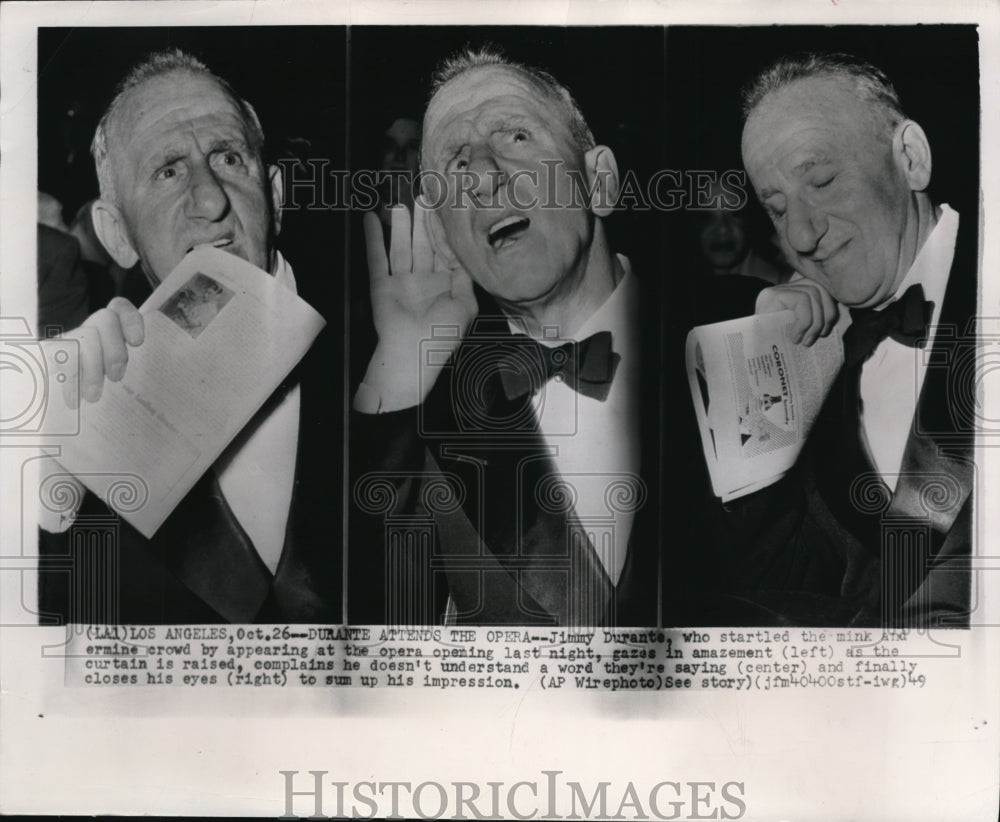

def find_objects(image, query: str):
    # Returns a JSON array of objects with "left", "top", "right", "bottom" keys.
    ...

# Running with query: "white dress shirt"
[
  {"left": 509, "top": 255, "right": 640, "bottom": 584},
  {"left": 40, "top": 252, "right": 302, "bottom": 576},
  {"left": 858, "top": 205, "right": 958, "bottom": 491},
  {"left": 213, "top": 252, "right": 300, "bottom": 573}
]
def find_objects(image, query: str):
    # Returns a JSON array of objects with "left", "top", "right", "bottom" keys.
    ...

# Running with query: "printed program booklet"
[
  {"left": 685, "top": 309, "right": 846, "bottom": 502},
  {"left": 46, "top": 246, "right": 325, "bottom": 536}
]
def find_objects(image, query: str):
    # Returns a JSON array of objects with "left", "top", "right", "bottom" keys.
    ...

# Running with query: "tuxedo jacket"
[
  {"left": 38, "top": 264, "right": 342, "bottom": 625},
  {"left": 703, "top": 221, "right": 977, "bottom": 628},
  {"left": 349, "top": 281, "right": 665, "bottom": 627}
]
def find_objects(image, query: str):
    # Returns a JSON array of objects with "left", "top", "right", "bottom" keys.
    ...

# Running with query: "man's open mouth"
[{"left": 487, "top": 215, "right": 530, "bottom": 249}]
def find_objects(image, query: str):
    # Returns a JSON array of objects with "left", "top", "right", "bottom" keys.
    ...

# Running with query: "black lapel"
[
  {"left": 888, "top": 218, "right": 976, "bottom": 540},
  {"left": 162, "top": 468, "right": 273, "bottom": 622},
  {"left": 267, "top": 326, "right": 344, "bottom": 622},
  {"left": 423, "top": 312, "right": 613, "bottom": 625},
  {"left": 612, "top": 271, "right": 659, "bottom": 628}
]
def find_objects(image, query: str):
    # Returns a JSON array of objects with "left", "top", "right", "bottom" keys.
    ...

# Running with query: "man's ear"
[
  {"left": 893, "top": 120, "right": 932, "bottom": 192},
  {"left": 91, "top": 199, "right": 139, "bottom": 269},
  {"left": 419, "top": 168, "right": 442, "bottom": 205},
  {"left": 267, "top": 164, "right": 284, "bottom": 236},
  {"left": 583, "top": 145, "right": 620, "bottom": 218}
]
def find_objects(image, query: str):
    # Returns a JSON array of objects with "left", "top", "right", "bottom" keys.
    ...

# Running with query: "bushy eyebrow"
[
  {"left": 208, "top": 137, "right": 251, "bottom": 154},
  {"left": 143, "top": 133, "right": 252, "bottom": 172},
  {"left": 143, "top": 142, "right": 187, "bottom": 170},
  {"left": 790, "top": 155, "right": 834, "bottom": 177},
  {"left": 433, "top": 111, "right": 542, "bottom": 164},
  {"left": 758, "top": 154, "right": 836, "bottom": 200},
  {"left": 493, "top": 113, "right": 535, "bottom": 129}
]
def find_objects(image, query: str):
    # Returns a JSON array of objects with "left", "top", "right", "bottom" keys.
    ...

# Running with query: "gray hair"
[
  {"left": 426, "top": 45, "right": 596, "bottom": 157},
  {"left": 90, "top": 48, "right": 266, "bottom": 204},
  {"left": 741, "top": 52, "right": 906, "bottom": 137}
]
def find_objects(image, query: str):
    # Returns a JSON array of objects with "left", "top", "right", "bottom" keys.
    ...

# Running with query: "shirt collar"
[
  {"left": 572, "top": 254, "right": 636, "bottom": 344},
  {"left": 507, "top": 254, "right": 636, "bottom": 347},
  {"left": 886, "top": 203, "right": 957, "bottom": 323}
]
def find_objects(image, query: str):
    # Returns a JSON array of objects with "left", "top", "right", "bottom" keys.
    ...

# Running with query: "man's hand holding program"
[
  {"left": 60, "top": 296, "right": 144, "bottom": 408},
  {"left": 754, "top": 277, "right": 839, "bottom": 346}
]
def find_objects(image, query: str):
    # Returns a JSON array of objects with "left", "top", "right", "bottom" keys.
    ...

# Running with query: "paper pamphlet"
[
  {"left": 45, "top": 247, "right": 325, "bottom": 536},
  {"left": 685, "top": 309, "right": 845, "bottom": 502}
]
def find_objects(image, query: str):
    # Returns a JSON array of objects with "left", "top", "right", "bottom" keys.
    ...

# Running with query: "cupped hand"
[{"left": 361, "top": 201, "right": 477, "bottom": 409}]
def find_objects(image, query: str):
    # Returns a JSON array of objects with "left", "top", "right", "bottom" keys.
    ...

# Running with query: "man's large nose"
[
  {"left": 784, "top": 195, "right": 827, "bottom": 254},
  {"left": 186, "top": 163, "right": 230, "bottom": 221},
  {"left": 467, "top": 144, "right": 503, "bottom": 199}
]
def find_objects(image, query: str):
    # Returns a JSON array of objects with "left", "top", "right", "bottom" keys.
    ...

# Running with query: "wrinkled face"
[
  {"left": 698, "top": 210, "right": 749, "bottom": 270},
  {"left": 421, "top": 66, "right": 594, "bottom": 305},
  {"left": 741, "top": 75, "right": 917, "bottom": 307},
  {"left": 110, "top": 72, "right": 279, "bottom": 283}
]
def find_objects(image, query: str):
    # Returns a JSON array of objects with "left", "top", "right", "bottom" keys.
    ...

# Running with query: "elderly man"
[
  {"left": 349, "top": 47, "right": 656, "bottom": 626},
  {"left": 717, "top": 53, "right": 975, "bottom": 627},
  {"left": 38, "top": 49, "right": 340, "bottom": 624}
]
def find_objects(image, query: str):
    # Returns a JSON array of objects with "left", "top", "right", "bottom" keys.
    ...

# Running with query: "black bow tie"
[
  {"left": 844, "top": 284, "right": 933, "bottom": 368},
  {"left": 498, "top": 330, "right": 621, "bottom": 402}
]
